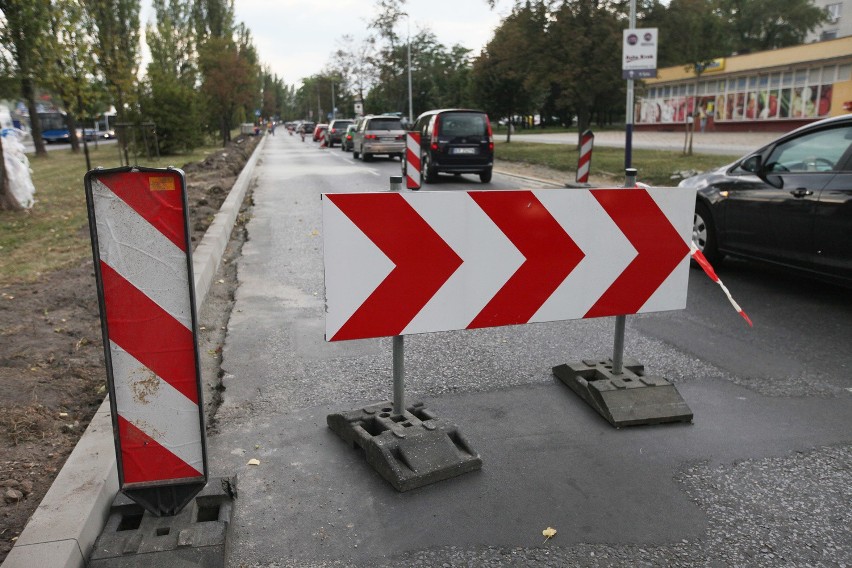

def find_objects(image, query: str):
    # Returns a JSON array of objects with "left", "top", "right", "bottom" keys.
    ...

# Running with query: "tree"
[
  {"left": 0, "top": 0, "right": 52, "bottom": 158},
  {"left": 546, "top": 0, "right": 625, "bottom": 140},
  {"left": 330, "top": 34, "right": 376, "bottom": 107},
  {"left": 647, "top": 0, "right": 729, "bottom": 154},
  {"left": 44, "top": 0, "right": 100, "bottom": 156},
  {"left": 0, "top": 73, "right": 19, "bottom": 209},
  {"left": 472, "top": 1, "right": 550, "bottom": 142},
  {"left": 719, "top": 0, "right": 827, "bottom": 54},
  {"left": 85, "top": 0, "right": 141, "bottom": 163},
  {"left": 198, "top": 33, "right": 259, "bottom": 145},
  {"left": 140, "top": 0, "right": 204, "bottom": 154}
]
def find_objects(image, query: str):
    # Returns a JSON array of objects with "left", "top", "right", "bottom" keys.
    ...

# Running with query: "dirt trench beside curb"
[{"left": 0, "top": 134, "right": 260, "bottom": 563}]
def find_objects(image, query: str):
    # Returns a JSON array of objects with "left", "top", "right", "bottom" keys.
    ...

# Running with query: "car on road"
[
  {"left": 325, "top": 119, "right": 354, "bottom": 148},
  {"left": 341, "top": 124, "right": 357, "bottom": 152},
  {"left": 352, "top": 115, "right": 405, "bottom": 161},
  {"left": 680, "top": 114, "right": 852, "bottom": 285},
  {"left": 313, "top": 123, "right": 328, "bottom": 142},
  {"left": 403, "top": 108, "right": 494, "bottom": 184}
]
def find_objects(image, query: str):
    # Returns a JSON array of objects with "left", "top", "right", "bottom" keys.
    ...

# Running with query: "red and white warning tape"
[{"left": 690, "top": 242, "right": 753, "bottom": 327}]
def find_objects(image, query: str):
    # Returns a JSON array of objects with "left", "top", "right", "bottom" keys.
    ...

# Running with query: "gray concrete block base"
[
  {"left": 553, "top": 358, "right": 693, "bottom": 427},
  {"left": 88, "top": 477, "right": 235, "bottom": 568},
  {"left": 327, "top": 401, "right": 482, "bottom": 491}
]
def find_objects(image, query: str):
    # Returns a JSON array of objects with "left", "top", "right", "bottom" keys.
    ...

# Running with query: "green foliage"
[
  {"left": 198, "top": 36, "right": 260, "bottom": 145},
  {"left": 141, "top": 0, "right": 203, "bottom": 154},
  {"left": 139, "top": 75, "right": 204, "bottom": 154},
  {"left": 84, "top": 0, "right": 141, "bottom": 122},
  {"left": 718, "top": 0, "right": 828, "bottom": 53}
]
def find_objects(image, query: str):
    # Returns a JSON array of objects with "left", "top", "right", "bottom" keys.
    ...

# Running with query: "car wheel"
[
  {"left": 422, "top": 154, "right": 437, "bottom": 184},
  {"left": 693, "top": 202, "right": 722, "bottom": 265},
  {"left": 479, "top": 168, "right": 493, "bottom": 183},
  {"left": 353, "top": 147, "right": 360, "bottom": 159}
]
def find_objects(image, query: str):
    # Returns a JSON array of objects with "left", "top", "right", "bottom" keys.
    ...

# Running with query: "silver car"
[{"left": 352, "top": 115, "right": 405, "bottom": 161}]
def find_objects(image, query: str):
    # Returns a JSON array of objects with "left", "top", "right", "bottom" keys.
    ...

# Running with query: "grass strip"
[
  {"left": 495, "top": 140, "right": 740, "bottom": 186},
  {"left": 0, "top": 143, "right": 217, "bottom": 284}
]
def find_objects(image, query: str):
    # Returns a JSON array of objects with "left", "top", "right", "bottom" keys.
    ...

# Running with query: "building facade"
[
  {"left": 805, "top": 0, "right": 852, "bottom": 42},
  {"left": 636, "top": 36, "right": 852, "bottom": 132}
]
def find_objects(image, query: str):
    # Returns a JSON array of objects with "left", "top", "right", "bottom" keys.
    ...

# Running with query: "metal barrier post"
[
  {"left": 612, "top": 167, "right": 637, "bottom": 375},
  {"left": 392, "top": 335, "right": 405, "bottom": 415}
]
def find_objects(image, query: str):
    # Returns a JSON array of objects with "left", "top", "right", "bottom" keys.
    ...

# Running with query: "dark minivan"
[{"left": 405, "top": 109, "right": 494, "bottom": 183}]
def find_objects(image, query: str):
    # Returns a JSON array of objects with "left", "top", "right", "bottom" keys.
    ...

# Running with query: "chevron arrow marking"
[
  {"left": 325, "top": 193, "right": 463, "bottom": 340},
  {"left": 323, "top": 188, "right": 694, "bottom": 341}
]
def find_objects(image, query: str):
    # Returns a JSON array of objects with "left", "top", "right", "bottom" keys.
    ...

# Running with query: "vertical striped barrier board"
[{"left": 85, "top": 166, "right": 208, "bottom": 516}]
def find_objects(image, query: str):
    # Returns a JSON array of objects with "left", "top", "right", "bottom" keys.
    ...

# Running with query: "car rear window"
[
  {"left": 368, "top": 118, "right": 402, "bottom": 130},
  {"left": 440, "top": 113, "right": 488, "bottom": 137}
]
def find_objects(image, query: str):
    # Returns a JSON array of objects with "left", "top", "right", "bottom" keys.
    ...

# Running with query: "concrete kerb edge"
[
  {"left": 492, "top": 166, "right": 568, "bottom": 188},
  {"left": 1, "top": 135, "right": 268, "bottom": 568}
]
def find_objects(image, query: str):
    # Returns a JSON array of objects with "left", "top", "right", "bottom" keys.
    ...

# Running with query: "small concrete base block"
[
  {"left": 553, "top": 358, "right": 693, "bottom": 427},
  {"left": 87, "top": 477, "right": 236, "bottom": 568},
  {"left": 327, "top": 401, "right": 482, "bottom": 492}
]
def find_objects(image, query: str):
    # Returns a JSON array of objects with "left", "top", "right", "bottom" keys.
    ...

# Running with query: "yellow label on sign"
[{"left": 149, "top": 176, "right": 176, "bottom": 191}]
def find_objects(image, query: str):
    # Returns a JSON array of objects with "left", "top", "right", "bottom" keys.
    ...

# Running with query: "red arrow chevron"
[
  {"left": 585, "top": 189, "right": 689, "bottom": 317},
  {"left": 327, "top": 193, "right": 463, "bottom": 340},
  {"left": 467, "top": 191, "right": 585, "bottom": 328}
]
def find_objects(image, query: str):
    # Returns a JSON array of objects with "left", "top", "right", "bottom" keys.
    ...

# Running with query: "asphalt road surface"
[{"left": 209, "top": 133, "right": 851, "bottom": 567}]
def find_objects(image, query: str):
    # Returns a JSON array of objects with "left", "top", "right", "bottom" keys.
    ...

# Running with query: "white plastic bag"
[{"left": 2, "top": 128, "right": 35, "bottom": 209}]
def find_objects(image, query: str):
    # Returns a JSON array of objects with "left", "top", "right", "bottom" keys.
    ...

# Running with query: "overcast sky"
[{"left": 140, "top": 0, "right": 514, "bottom": 86}]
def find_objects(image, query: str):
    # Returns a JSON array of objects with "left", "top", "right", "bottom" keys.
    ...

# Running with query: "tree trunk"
[
  {"left": 23, "top": 78, "right": 47, "bottom": 157},
  {"left": 0, "top": 139, "right": 24, "bottom": 211}
]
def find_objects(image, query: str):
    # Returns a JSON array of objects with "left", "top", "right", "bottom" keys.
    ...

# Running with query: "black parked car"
[
  {"left": 403, "top": 109, "right": 494, "bottom": 183},
  {"left": 680, "top": 114, "right": 852, "bottom": 285},
  {"left": 325, "top": 119, "right": 354, "bottom": 148}
]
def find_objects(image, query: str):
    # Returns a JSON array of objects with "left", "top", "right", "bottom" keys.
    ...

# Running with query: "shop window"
[
  {"left": 822, "top": 66, "right": 836, "bottom": 82},
  {"left": 809, "top": 68, "right": 822, "bottom": 84},
  {"left": 838, "top": 64, "right": 852, "bottom": 81},
  {"left": 770, "top": 73, "right": 781, "bottom": 88}
]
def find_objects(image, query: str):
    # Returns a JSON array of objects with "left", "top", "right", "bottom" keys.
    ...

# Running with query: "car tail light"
[
  {"left": 431, "top": 115, "right": 440, "bottom": 151},
  {"left": 365, "top": 134, "right": 378, "bottom": 140},
  {"left": 486, "top": 116, "right": 494, "bottom": 152}
]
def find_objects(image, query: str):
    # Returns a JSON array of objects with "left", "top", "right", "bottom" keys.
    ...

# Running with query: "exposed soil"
[{"left": 0, "top": 134, "right": 260, "bottom": 562}]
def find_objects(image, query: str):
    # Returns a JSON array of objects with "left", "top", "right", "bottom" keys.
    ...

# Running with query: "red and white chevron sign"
[
  {"left": 406, "top": 132, "right": 421, "bottom": 189},
  {"left": 323, "top": 188, "right": 696, "bottom": 341},
  {"left": 86, "top": 168, "right": 206, "bottom": 490}
]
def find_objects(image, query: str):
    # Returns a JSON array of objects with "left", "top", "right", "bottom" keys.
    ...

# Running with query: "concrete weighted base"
[
  {"left": 553, "top": 359, "right": 693, "bottom": 427},
  {"left": 88, "top": 477, "right": 235, "bottom": 568},
  {"left": 327, "top": 401, "right": 482, "bottom": 492}
]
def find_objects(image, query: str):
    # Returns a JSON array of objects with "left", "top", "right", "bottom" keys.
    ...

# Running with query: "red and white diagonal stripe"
[
  {"left": 406, "top": 132, "right": 421, "bottom": 189},
  {"left": 576, "top": 131, "right": 594, "bottom": 184},
  {"left": 91, "top": 172, "right": 204, "bottom": 485}
]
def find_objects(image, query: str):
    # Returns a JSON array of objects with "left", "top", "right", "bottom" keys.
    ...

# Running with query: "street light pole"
[{"left": 407, "top": 18, "right": 413, "bottom": 124}]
